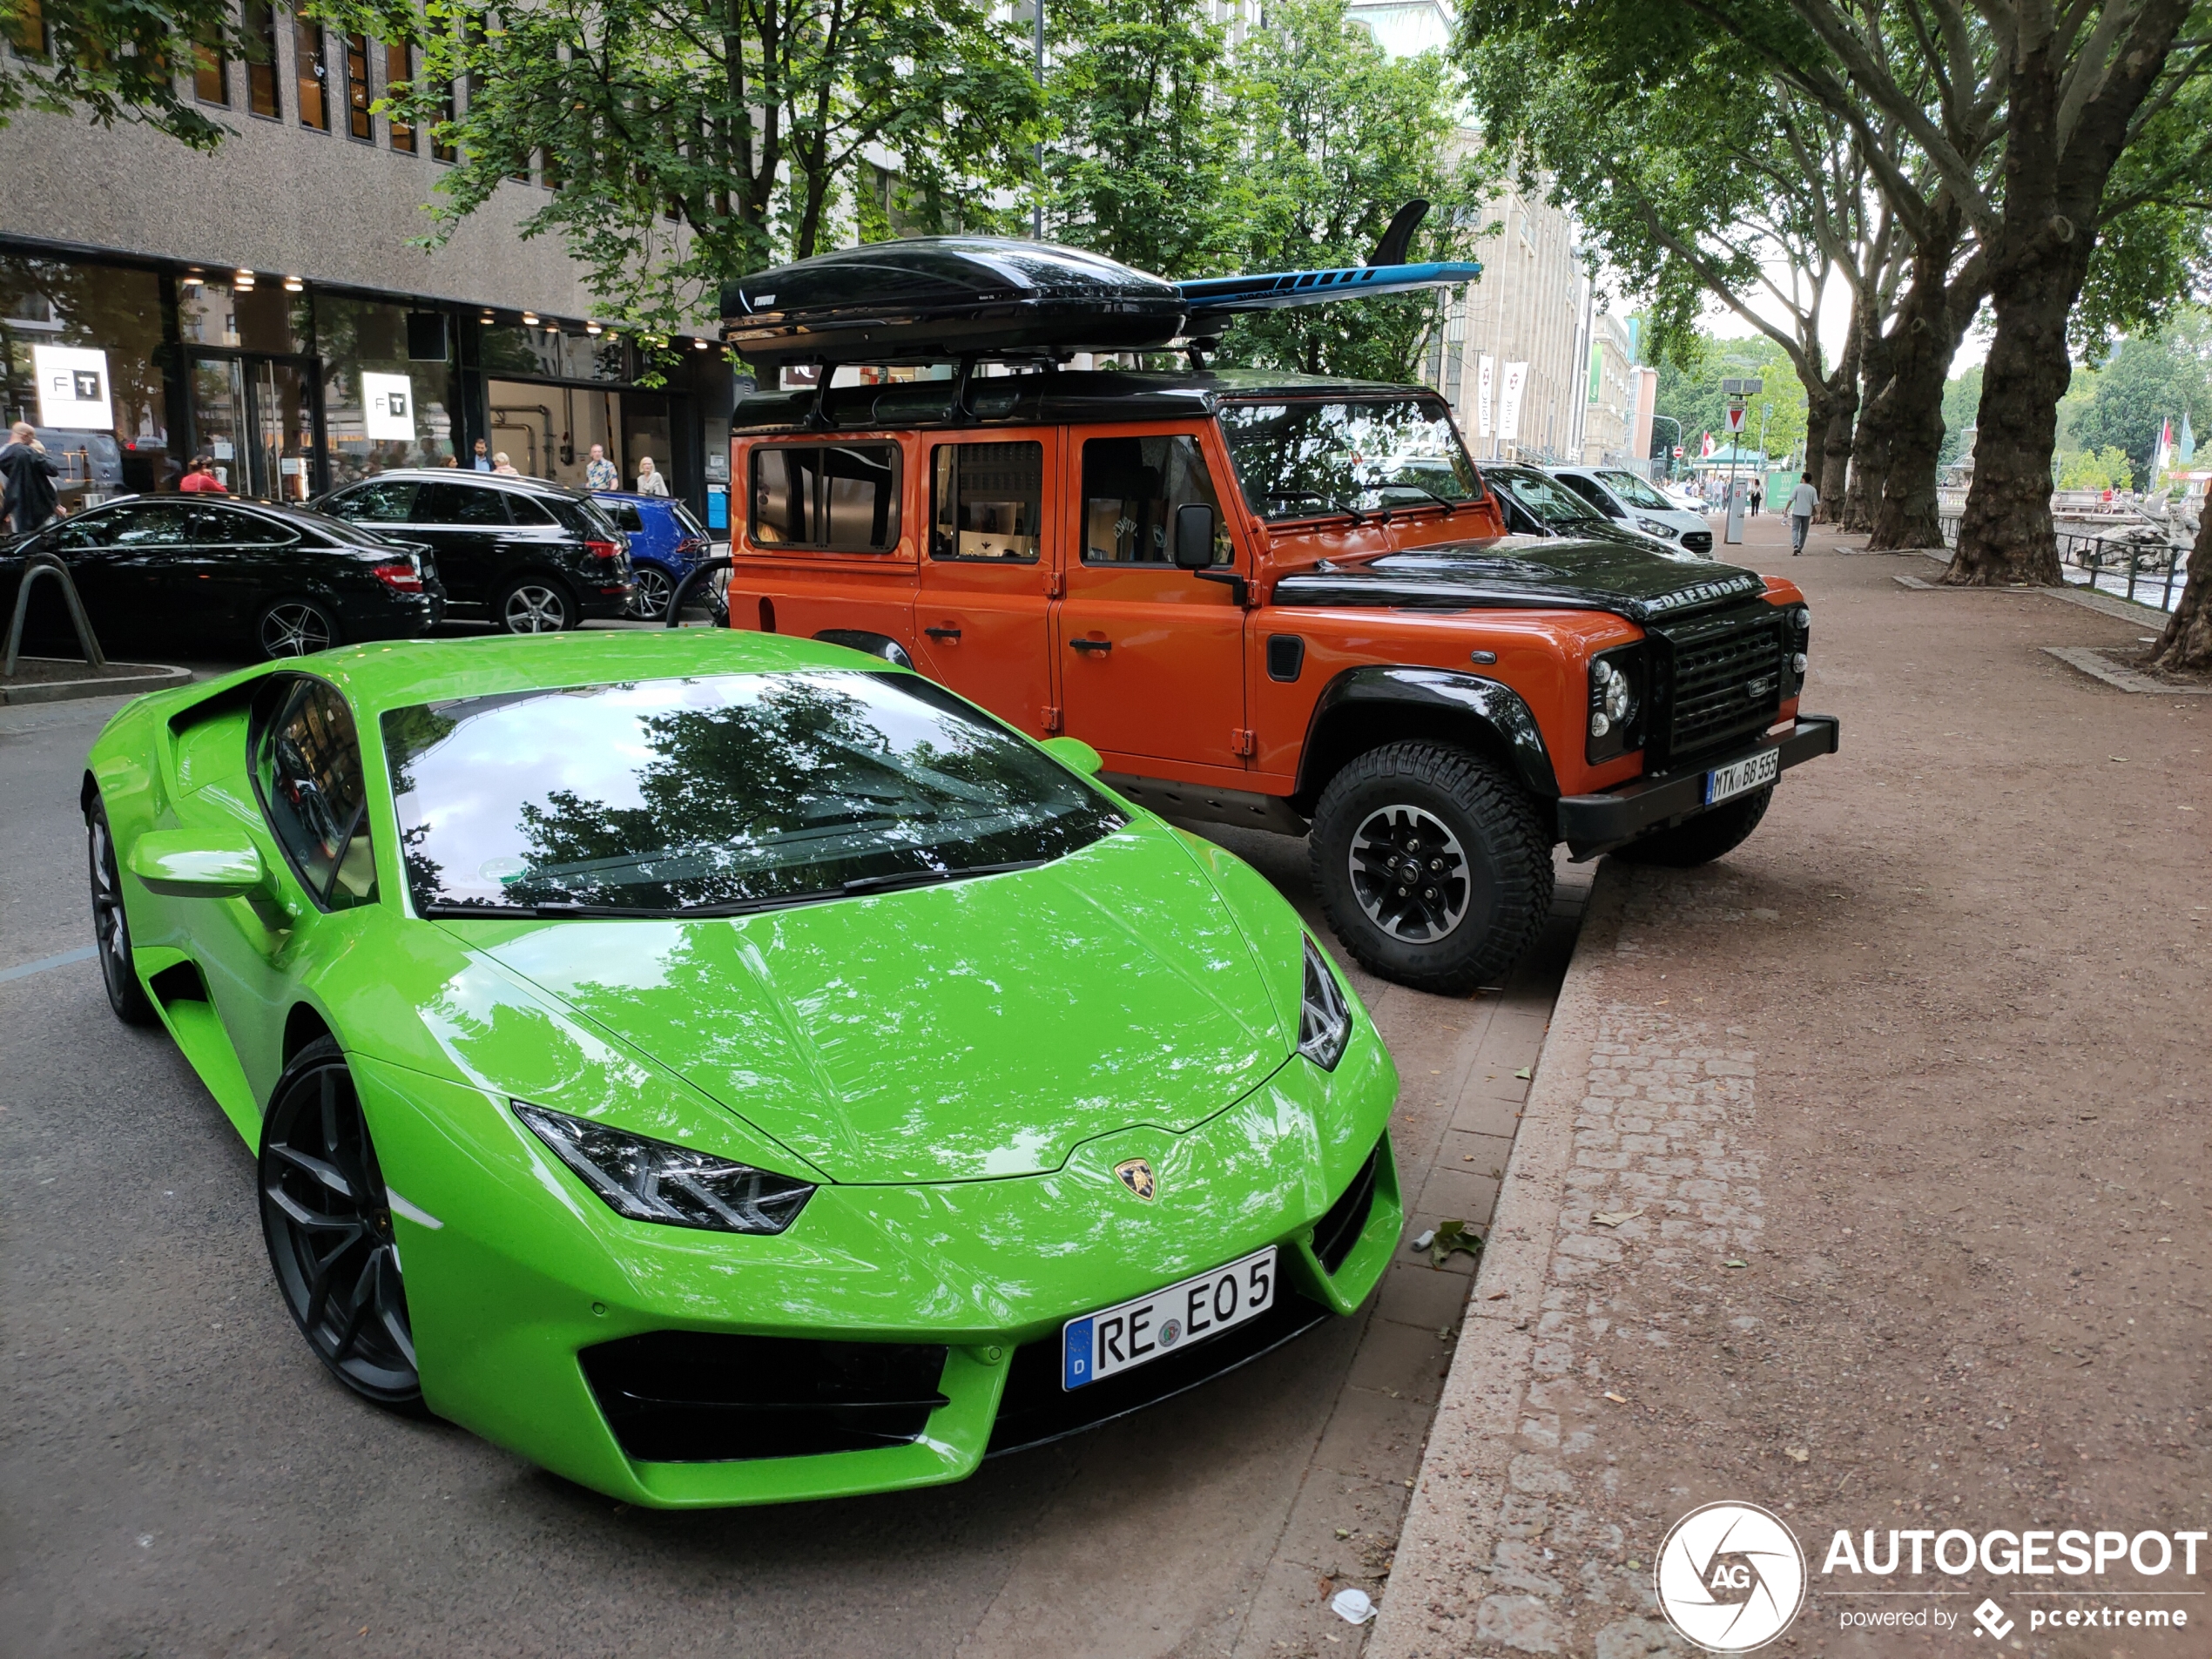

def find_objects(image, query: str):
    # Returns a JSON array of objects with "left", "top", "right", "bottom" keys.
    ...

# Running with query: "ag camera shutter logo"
[{"left": 1655, "top": 1501, "right": 1808, "bottom": 1651}]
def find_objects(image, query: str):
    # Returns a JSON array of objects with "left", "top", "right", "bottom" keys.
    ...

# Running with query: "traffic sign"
[
  {"left": 1725, "top": 405, "right": 1747, "bottom": 435},
  {"left": 1672, "top": 445, "right": 1683, "bottom": 457},
  {"left": 1720, "top": 377, "right": 1764, "bottom": 397}
]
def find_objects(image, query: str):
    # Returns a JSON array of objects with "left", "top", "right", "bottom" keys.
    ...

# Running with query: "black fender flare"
[{"left": 1295, "top": 665, "right": 1560, "bottom": 804}]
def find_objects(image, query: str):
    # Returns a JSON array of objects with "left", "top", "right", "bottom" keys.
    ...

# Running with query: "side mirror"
[
  {"left": 1171, "top": 502, "right": 1215, "bottom": 570},
  {"left": 128, "top": 828, "right": 266, "bottom": 898},
  {"left": 1039, "top": 735, "right": 1103, "bottom": 776}
]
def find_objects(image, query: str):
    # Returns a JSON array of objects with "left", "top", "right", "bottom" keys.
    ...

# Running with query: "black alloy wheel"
[
  {"left": 496, "top": 577, "right": 574, "bottom": 634},
  {"left": 85, "top": 794, "right": 157, "bottom": 1026},
  {"left": 260, "top": 1036, "right": 423, "bottom": 1408},
  {"left": 257, "top": 598, "right": 340, "bottom": 659},
  {"left": 1310, "top": 740, "right": 1554, "bottom": 996},
  {"left": 630, "top": 566, "right": 674, "bottom": 621}
]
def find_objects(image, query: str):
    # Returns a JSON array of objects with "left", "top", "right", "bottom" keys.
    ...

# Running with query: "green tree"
[
  {"left": 2055, "top": 446, "right": 2134, "bottom": 491},
  {"left": 315, "top": 0, "right": 1043, "bottom": 342},
  {"left": 1043, "top": 0, "right": 1246, "bottom": 279},
  {"left": 1217, "top": 0, "right": 1489, "bottom": 382},
  {"left": 0, "top": 0, "right": 260, "bottom": 148},
  {"left": 1652, "top": 331, "right": 1809, "bottom": 469},
  {"left": 2068, "top": 314, "right": 2212, "bottom": 482},
  {"left": 1938, "top": 367, "right": 1983, "bottom": 469}
]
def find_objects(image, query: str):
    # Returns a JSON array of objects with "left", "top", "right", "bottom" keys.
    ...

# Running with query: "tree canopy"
[{"left": 0, "top": 0, "right": 261, "bottom": 148}]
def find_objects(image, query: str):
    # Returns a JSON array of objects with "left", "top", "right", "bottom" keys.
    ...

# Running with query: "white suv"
[{"left": 1546, "top": 466, "right": 1715, "bottom": 557}]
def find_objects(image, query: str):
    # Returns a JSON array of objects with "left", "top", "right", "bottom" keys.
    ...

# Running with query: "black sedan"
[
  {"left": 1485, "top": 464, "right": 1706, "bottom": 560},
  {"left": 1, "top": 496, "right": 442, "bottom": 661}
]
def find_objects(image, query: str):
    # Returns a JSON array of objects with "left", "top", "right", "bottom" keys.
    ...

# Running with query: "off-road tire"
[
  {"left": 1310, "top": 741, "right": 1554, "bottom": 996},
  {"left": 1612, "top": 785, "right": 1772, "bottom": 867}
]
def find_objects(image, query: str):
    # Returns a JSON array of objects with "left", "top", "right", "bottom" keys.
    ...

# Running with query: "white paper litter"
[
  {"left": 1331, "top": 1588, "right": 1376, "bottom": 1624},
  {"left": 1410, "top": 1228, "right": 1436, "bottom": 1252}
]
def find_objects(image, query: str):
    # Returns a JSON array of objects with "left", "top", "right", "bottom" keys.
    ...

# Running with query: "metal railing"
[{"left": 1933, "top": 516, "right": 2189, "bottom": 612}]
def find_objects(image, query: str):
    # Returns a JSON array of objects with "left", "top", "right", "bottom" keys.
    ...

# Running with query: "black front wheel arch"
[{"left": 259, "top": 1035, "right": 425, "bottom": 1411}]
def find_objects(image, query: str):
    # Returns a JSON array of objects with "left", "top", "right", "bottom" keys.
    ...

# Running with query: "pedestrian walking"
[
  {"left": 471, "top": 439, "right": 493, "bottom": 472},
  {"left": 1750, "top": 478, "right": 1764, "bottom": 516},
  {"left": 179, "top": 455, "right": 226, "bottom": 494},
  {"left": 634, "top": 455, "right": 669, "bottom": 496},
  {"left": 492, "top": 451, "right": 521, "bottom": 476},
  {"left": 1787, "top": 471, "right": 1817, "bottom": 555},
  {"left": 583, "top": 443, "right": 617, "bottom": 491},
  {"left": 0, "top": 421, "right": 62, "bottom": 534}
]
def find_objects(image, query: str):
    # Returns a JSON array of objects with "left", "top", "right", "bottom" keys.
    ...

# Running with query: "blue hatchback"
[{"left": 591, "top": 491, "right": 712, "bottom": 619}]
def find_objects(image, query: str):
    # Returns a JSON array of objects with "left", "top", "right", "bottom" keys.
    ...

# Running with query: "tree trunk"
[
  {"left": 1947, "top": 251, "right": 2081, "bottom": 583},
  {"left": 1841, "top": 300, "right": 1894, "bottom": 533},
  {"left": 1817, "top": 349, "right": 1857, "bottom": 521},
  {"left": 1800, "top": 378, "right": 1834, "bottom": 523},
  {"left": 2146, "top": 505, "right": 2212, "bottom": 672},
  {"left": 1869, "top": 212, "right": 1968, "bottom": 551}
]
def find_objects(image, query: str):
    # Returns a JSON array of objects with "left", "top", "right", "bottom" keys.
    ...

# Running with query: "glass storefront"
[
  {"left": 0, "top": 241, "right": 719, "bottom": 512},
  {"left": 0, "top": 256, "right": 174, "bottom": 504}
]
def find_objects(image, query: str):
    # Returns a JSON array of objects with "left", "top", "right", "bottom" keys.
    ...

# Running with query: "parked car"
[
  {"left": 1484, "top": 463, "right": 1704, "bottom": 559},
  {"left": 1658, "top": 479, "right": 1707, "bottom": 513},
  {"left": 312, "top": 469, "right": 633, "bottom": 633},
  {"left": 1546, "top": 465, "right": 1715, "bottom": 556},
  {"left": 591, "top": 490, "right": 711, "bottom": 619},
  {"left": 1, "top": 495, "right": 441, "bottom": 660},
  {"left": 82, "top": 630, "right": 1400, "bottom": 1503}
]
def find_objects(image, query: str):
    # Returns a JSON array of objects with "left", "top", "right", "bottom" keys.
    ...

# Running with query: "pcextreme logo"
[{"left": 1655, "top": 1501, "right": 1809, "bottom": 1652}]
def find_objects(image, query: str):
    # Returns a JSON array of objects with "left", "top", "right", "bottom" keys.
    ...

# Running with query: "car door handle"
[
  {"left": 924, "top": 626, "right": 961, "bottom": 641},
  {"left": 1069, "top": 637, "right": 1111, "bottom": 654}
]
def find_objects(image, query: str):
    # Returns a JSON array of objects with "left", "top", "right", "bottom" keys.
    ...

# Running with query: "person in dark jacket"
[{"left": 1, "top": 421, "right": 63, "bottom": 534}]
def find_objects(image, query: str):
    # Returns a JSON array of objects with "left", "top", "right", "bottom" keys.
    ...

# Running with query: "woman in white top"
[{"left": 635, "top": 456, "right": 670, "bottom": 496}]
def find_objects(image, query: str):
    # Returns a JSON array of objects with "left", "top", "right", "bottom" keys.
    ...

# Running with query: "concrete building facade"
[{"left": 1, "top": 19, "right": 734, "bottom": 522}]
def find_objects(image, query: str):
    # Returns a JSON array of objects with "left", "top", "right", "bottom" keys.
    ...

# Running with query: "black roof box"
[{"left": 720, "top": 239, "right": 1188, "bottom": 369}]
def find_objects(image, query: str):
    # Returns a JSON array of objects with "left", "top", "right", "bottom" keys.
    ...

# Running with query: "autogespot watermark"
[{"left": 1656, "top": 1509, "right": 2207, "bottom": 1647}]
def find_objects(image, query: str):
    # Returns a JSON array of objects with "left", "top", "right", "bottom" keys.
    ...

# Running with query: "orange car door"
[
  {"left": 1056, "top": 426, "right": 1248, "bottom": 776},
  {"left": 912, "top": 432, "right": 1058, "bottom": 737}
]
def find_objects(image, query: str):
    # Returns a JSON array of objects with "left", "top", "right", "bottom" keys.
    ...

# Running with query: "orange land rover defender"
[{"left": 698, "top": 236, "right": 1839, "bottom": 993}]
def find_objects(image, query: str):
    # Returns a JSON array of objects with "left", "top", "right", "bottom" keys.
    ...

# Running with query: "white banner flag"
[
  {"left": 1476, "top": 355, "right": 1495, "bottom": 438},
  {"left": 1496, "top": 361, "right": 1529, "bottom": 442}
]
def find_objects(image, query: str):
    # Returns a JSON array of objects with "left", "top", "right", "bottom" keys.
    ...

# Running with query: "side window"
[
  {"left": 254, "top": 678, "right": 378, "bottom": 910},
  {"left": 929, "top": 441, "right": 1042, "bottom": 563},
  {"left": 1557, "top": 474, "right": 1620, "bottom": 517},
  {"left": 187, "top": 506, "right": 295, "bottom": 546},
  {"left": 327, "top": 479, "right": 418, "bottom": 522},
  {"left": 105, "top": 502, "right": 196, "bottom": 546},
  {"left": 604, "top": 501, "right": 644, "bottom": 534},
  {"left": 52, "top": 514, "right": 118, "bottom": 550},
  {"left": 503, "top": 492, "right": 557, "bottom": 526},
  {"left": 416, "top": 482, "right": 514, "bottom": 526},
  {"left": 1081, "top": 435, "right": 1230, "bottom": 566},
  {"left": 750, "top": 443, "right": 902, "bottom": 551}
]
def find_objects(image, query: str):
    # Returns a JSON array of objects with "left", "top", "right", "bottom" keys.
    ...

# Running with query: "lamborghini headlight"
[
  {"left": 515, "top": 1101, "right": 813, "bottom": 1233},
  {"left": 1298, "top": 935, "right": 1352, "bottom": 1071}
]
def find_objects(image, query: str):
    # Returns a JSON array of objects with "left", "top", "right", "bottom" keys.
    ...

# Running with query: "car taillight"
[
  {"left": 371, "top": 558, "right": 423, "bottom": 593},
  {"left": 585, "top": 538, "right": 623, "bottom": 563}
]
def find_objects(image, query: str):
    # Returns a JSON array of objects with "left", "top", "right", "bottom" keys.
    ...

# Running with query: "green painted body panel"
[{"left": 82, "top": 631, "right": 1404, "bottom": 1507}]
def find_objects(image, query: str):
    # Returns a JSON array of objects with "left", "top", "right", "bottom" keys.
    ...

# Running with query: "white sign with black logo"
[
  {"left": 32, "top": 345, "right": 114, "bottom": 431},
  {"left": 361, "top": 372, "right": 416, "bottom": 441}
]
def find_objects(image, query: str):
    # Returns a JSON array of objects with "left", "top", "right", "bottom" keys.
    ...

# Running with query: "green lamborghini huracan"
[{"left": 83, "top": 630, "right": 1401, "bottom": 1506}]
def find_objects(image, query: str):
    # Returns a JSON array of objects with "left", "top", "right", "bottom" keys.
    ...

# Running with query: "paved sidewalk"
[{"left": 1373, "top": 516, "right": 2211, "bottom": 1657}]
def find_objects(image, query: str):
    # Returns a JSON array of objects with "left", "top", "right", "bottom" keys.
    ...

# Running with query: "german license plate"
[
  {"left": 1062, "top": 1247, "right": 1276, "bottom": 1390},
  {"left": 1704, "top": 747, "right": 1779, "bottom": 806}
]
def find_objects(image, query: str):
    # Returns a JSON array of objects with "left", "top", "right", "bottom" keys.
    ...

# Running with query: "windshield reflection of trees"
[
  {"left": 389, "top": 676, "right": 1115, "bottom": 914},
  {"left": 1224, "top": 401, "right": 1479, "bottom": 516}
]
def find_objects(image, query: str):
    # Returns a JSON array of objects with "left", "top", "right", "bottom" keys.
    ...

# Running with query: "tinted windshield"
[
  {"left": 1219, "top": 398, "right": 1480, "bottom": 521},
  {"left": 1597, "top": 469, "right": 1676, "bottom": 510},
  {"left": 1491, "top": 470, "right": 1605, "bottom": 524},
  {"left": 383, "top": 670, "right": 1123, "bottom": 916}
]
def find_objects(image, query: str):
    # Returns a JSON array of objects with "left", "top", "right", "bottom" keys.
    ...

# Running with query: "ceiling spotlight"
[
  {"left": 481, "top": 310, "right": 496, "bottom": 323},
  {"left": 233, "top": 270, "right": 256, "bottom": 291},
  {"left": 694, "top": 338, "right": 711, "bottom": 350},
  {"left": 584, "top": 320, "right": 603, "bottom": 335},
  {"left": 282, "top": 276, "right": 304, "bottom": 293},
  {"left": 522, "top": 312, "right": 538, "bottom": 325}
]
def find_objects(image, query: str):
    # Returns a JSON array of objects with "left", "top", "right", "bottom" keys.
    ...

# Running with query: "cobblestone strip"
[{"left": 1370, "top": 866, "right": 1770, "bottom": 1658}]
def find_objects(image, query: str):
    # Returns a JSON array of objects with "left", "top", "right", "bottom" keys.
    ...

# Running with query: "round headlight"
[
  {"left": 1590, "top": 711, "right": 1611, "bottom": 737},
  {"left": 1604, "top": 673, "right": 1633, "bottom": 721},
  {"left": 1792, "top": 651, "right": 1809, "bottom": 673},
  {"left": 1793, "top": 606, "right": 1810, "bottom": 630}
]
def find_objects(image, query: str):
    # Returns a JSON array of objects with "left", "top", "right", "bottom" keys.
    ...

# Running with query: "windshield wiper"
[
  {"left": 839, "top": 860, "right": 1047, "bottom": 896},
  {"left": 421, "top": 900, "right": 677, "bottom": 919},
  {"left": 1379, "top": 483, "right": 1462, "bottom": 516}
]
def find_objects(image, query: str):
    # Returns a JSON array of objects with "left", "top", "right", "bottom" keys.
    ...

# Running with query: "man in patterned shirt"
[{"left": 583, "top": 443, "right": 617, "bottom": 490}]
